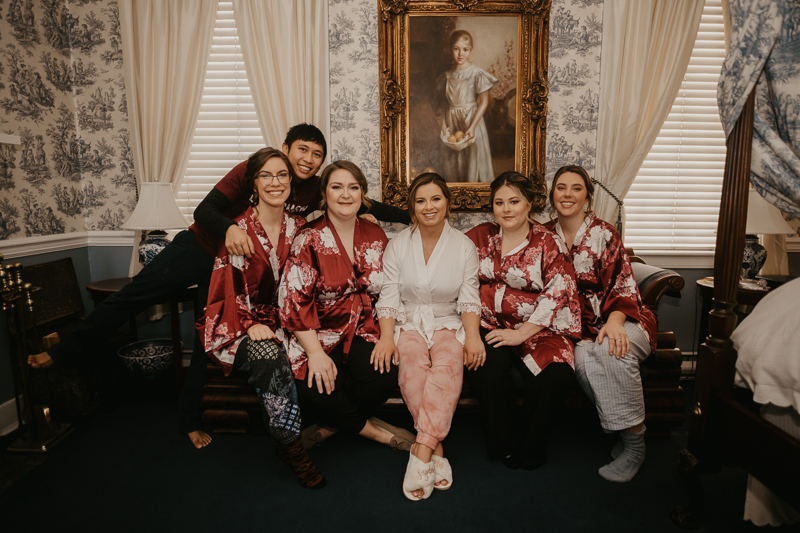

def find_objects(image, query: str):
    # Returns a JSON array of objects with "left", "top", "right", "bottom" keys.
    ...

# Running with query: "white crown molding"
[{"left": 0, "top": 231, "right": 134, "bottom": 259}]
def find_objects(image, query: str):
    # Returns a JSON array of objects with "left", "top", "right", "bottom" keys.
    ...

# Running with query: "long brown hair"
[
  {"left": 549, "top": 165, "right": 594, "bottom": 220},
  {"left": 407, "top": 172, "right": 452, "bottom": 232}
]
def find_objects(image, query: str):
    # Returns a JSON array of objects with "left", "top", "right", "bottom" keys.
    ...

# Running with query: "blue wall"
[{"left": 654, "top": 268, "right": 712, "bottom": 355}]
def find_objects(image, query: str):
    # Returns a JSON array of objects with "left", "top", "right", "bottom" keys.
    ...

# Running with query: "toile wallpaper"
[
  {"left": 328, "top": 0, "right": 604, "bottom": 231},
  {"left": 0, "top": 0, "right": 605, "bottom": 242},
  {"left": 0, "top": 0, "right": 134, "bottom": 241}
]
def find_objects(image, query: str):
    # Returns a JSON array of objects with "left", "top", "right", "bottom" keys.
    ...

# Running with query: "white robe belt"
[{"left": 407, "top": 301, "right": 458, "bottom": 348}]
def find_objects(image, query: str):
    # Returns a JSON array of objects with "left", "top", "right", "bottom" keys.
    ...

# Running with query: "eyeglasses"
[{"left": 257, "top": 172, "right": 292, "bottom": 184}]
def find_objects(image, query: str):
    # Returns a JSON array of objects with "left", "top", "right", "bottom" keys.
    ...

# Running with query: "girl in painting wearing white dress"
[
  {"left": 373, "top": 173, "right": 483, "bottom": 501},
  {"left": 438, "top": 30, "right": 499, "bottom": 183}
]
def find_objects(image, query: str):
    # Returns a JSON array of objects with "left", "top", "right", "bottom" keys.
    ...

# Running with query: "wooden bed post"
[
  {"left": 671, "top": 90, "right": 756, "bottom": 529},
  {"left": 689, "top": 89, "right": 756, "bottom": 453}
]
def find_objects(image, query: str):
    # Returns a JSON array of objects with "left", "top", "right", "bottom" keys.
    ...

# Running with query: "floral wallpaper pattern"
[
  {"left": 546, "top": 0, "right": 602, "bottom": 181},
  {"left": 0, "top": 0, "right": 603, "bottom": 243},
  {"left": 0, "top": 0, "right": 134, "bottom": 241},
  {"left": 327, "top": 0, "right": 380, "bottom": 194}
]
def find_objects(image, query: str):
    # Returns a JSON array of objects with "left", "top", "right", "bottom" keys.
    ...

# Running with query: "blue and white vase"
[
  {"left": 138, "top": 231, "right": 170, "bottom": 266},
  {"left": 741, "top": 234, "right": 767, "bottom": 279}
]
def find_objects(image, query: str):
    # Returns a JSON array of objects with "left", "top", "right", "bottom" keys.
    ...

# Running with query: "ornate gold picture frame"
[{"left": 379, "top": 0, "right": 550, "bottom": 211}]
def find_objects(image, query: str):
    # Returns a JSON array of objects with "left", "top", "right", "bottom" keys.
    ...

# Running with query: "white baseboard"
[{"left": 0, "top": 396, "right": 23, "bottom": 436}]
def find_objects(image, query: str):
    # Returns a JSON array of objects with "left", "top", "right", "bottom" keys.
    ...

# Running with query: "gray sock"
[
  {"left": 610, "top": 439, "right": 623, "bottom": 459},
  {"left": 599, "top": 426, "right": 645, "bottom": 482}
]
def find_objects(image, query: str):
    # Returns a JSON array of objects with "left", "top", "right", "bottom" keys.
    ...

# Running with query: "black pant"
[
  {"left": 45, "top": 230, "right": 213, "bottom": 434},
  {"left": 295, "top": 336, "right": 398, "bottom": 434},
  {"left": 465, "top": 328, "right": 575, "bottom": 462}
]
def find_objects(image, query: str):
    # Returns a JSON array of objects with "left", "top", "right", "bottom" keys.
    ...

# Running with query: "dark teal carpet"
[{"left": 0, "top": 380, "right": 782, "bottom": 532}]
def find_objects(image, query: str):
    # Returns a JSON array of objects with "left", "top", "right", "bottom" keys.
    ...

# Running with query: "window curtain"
[
  {"left": 719, "top": 0, "right": 800, "bottom": 277},
  {"left": 593, "top": 0, "right": 704, "bottom": 228},
  {"left": 119, "top": 0, "right": 219, "bottom": 276},
  {"left": 232, "top": 0, "right": 330, "bottom": 149}
]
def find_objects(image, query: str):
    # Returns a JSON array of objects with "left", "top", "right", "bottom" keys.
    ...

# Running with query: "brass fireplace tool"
[{"left": 1, "top": 253, "right": 72, "bottom": 452}]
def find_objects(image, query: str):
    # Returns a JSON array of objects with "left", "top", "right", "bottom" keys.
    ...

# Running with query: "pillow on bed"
[{"left": 733, "top": 277, "right": 800, "bottom": 412}]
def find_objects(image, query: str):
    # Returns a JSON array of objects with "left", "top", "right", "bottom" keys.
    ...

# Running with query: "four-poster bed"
[{"left": 671, "top": 91, "right": 800, "bottom": 528}]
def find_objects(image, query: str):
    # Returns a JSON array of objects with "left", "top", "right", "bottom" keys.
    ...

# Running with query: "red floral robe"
[
  {"left": 545, "top": 212, "right": 657, "bottom": 354},
  {"left": 466, "top": 222, "right": 581, "bottom": 375},
  {"left": 198, "top": 208, "right": 305, "bottom": 375},
  {"left": 279, "top": 215, "right": 388, "bottom": 380}
]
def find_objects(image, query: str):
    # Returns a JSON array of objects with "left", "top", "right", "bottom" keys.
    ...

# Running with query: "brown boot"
[{"left": 275, "top": 438, "right": 327, "bottom": 489}]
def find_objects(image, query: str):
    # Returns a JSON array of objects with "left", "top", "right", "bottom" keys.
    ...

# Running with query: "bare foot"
[
  {"left": 188, "top": 430, "right": 212, "bottom": 448},
  {"left": 410, "top": 443, "right": 435, "bottom": 499},
  {"left": 27, "top": 352, "right": 54, "bottom": 369}
]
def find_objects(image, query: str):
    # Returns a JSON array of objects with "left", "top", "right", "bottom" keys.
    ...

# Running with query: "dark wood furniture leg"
[{"left": 670, "top": 88, "right": 756, "bottom": 530}]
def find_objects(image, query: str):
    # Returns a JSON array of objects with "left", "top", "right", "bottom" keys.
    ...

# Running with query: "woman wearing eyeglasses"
[{"left": 199, "top": 147, "right": 325, "bottom": 489}]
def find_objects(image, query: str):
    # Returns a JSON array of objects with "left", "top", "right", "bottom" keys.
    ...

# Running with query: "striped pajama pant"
[{"left": 573, "top": 321, "right": 650, "bottom": 432}]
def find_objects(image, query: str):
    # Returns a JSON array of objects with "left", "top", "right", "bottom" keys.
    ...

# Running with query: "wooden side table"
[
  {"left": 85, "top": 278, "right": 196, "bottom": 391},
  {"left": 695, "top": 277, "right": 770, "bottom": 348}
]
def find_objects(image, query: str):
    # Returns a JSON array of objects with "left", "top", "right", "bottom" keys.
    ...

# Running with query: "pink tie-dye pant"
[{"left": 397, "top": 328, "right": 464, "bottom": 451}]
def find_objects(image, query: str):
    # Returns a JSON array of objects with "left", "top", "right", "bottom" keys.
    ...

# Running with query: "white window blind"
[
  {"left": 176, "top": 1, "right": 263, "bottom": 222},
  {"left": 624, "top": 0, "right": 726, "bottom": 254}
]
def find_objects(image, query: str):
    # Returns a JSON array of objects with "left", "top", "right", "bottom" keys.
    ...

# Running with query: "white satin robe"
[{"left": 375, "top": 223, "right": 481, "bottom": 347}]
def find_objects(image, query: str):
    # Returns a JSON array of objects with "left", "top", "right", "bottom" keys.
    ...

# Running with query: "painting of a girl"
[{"left": 437, "top": 30, "right": 499, "bottom": 183}]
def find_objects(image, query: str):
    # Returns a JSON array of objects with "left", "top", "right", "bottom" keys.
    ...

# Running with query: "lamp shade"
[
  {"left": 746, "top": 189, "right": 794, "bottom": 235},
  {"left": 122, "top": 182, "right": 188, "bottom": 231}
]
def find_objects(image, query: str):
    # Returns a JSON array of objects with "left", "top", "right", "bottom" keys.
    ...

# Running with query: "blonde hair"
[{"left": 449, "top": 30, "right": 474, "bottom": 50}]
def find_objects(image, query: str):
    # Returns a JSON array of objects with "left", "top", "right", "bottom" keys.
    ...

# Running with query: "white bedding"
[
  {"left": 732, "top": 277, "right": 800, "bottom": 526},
  {"left": 733, "top": 277, "right": 800, "bottom": 411}
]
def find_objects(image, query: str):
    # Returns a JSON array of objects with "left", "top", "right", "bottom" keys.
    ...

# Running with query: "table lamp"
[
  {"left": 741, "top": 189, "right": 795, "bottom": 279},
  {"left": 122, "top": 182, "right": 189, "bottom": 266}
]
